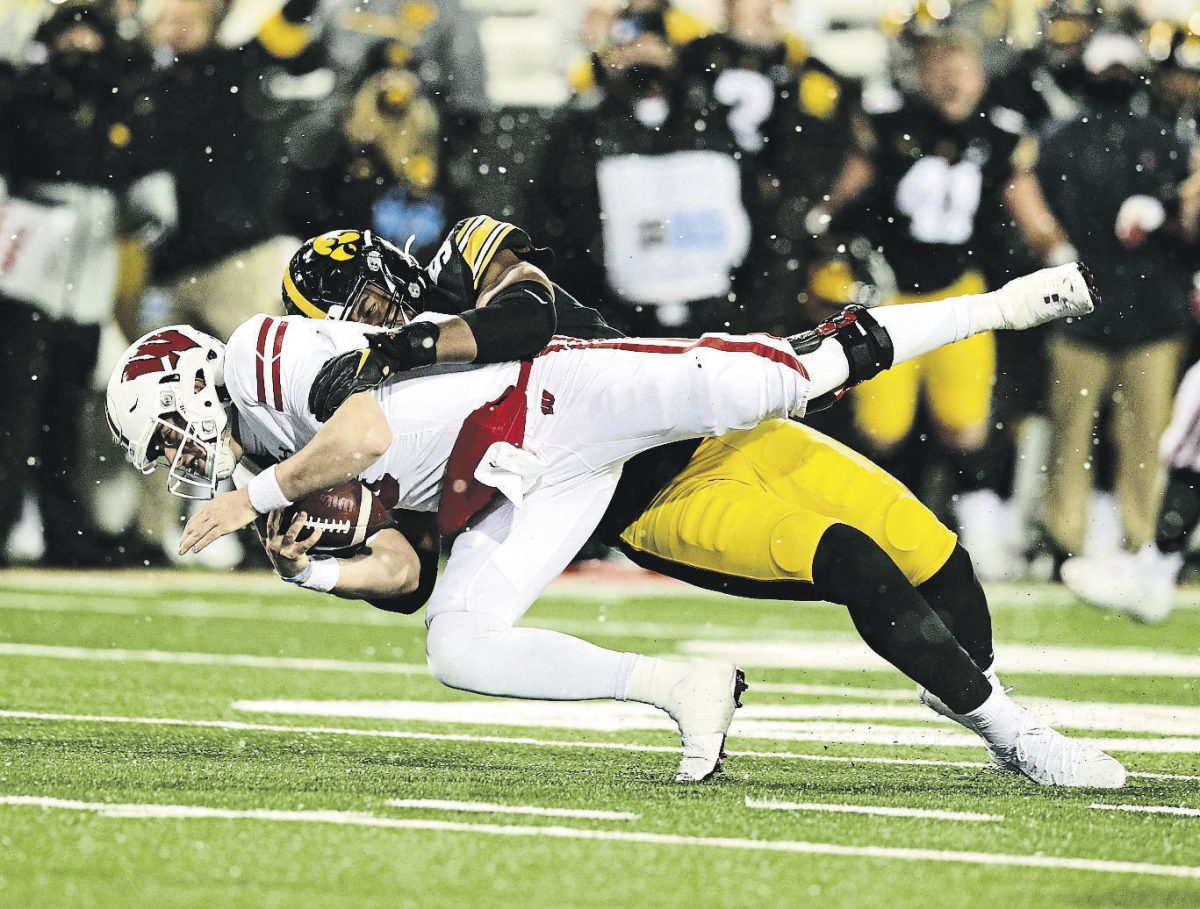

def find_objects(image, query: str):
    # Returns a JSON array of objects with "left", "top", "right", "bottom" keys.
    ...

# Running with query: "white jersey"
[
  {"left": 224, "top": 314, "right": 518, "bottom": 512},
  {"left": 224, "top": 314, "right": 810, "bottom": 520}
]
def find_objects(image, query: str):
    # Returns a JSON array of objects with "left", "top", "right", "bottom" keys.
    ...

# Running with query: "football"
[{"left": 281, "top": 480, "right": 394, "bottom": 553}]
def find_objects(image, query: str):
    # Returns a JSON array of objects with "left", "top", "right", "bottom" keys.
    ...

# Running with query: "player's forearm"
[
  {"left": 414, "top": 312, "right": 479, "bottom": 363},
  {"left": 276, "top": 393, "right": 393, "bottom": 502},
  {"left": 326, "top": 539, "right": 422, "bottom": 600}
]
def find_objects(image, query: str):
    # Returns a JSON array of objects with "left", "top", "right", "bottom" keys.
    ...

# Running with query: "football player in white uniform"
[
  {"left": 1061, "top": 358, "right": 1200, "bottom": 623},
  {"left": 107, "top": 245, "right": 1122, "bottom": 786}
]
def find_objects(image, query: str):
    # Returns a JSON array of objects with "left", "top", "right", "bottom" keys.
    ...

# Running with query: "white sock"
[
  {"left": 982, "top": 664, "right": 1002, "bottom": 692},
  {"left": 619, "top": 655, "right": 689, "bottom": 708},
  {"left": 963, "top": 687, "right": 1024, "bottom": 747}
]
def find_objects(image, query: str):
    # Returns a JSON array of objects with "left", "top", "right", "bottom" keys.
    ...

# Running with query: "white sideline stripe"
[
  {"left": 386, "top": 799, "right": 639, "bottom": 820},
  {"left": 744, "top": 797, "right": 1003, "bottom": 823},
  {"left": 1, "top": 709, "right": 1197, "bottom": 782},
  {"left": 684, "top": 640, "right": 1200, "bottom": 677},
  {"left": 0, "top": 573, "right": 723, "bottom": 603},
  {"left": 0, "top": 642, "right": 427, "bottom": 676},
  {"left": 0, "top": 795, "right": 1196, "bottom": 879},
  {"left": 1091, "top": 804, "right": 1200, "bottom": 818}
]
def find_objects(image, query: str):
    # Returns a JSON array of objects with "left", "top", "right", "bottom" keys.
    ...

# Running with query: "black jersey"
[
  {"left": 848, "top": 99, "right": 1032, "bottom": 293},
  {"left": 422, "top": 215, "right": 620, "bottom": 340}
]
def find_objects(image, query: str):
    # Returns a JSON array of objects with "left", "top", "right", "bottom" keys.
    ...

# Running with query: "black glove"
[{"left": 308, "top": 321, "right": 440, "bottom": 421}]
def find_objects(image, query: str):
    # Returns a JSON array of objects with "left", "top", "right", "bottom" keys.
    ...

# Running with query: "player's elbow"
[{"left": 355, "top": 419, "right": 394, "bottom": 463}]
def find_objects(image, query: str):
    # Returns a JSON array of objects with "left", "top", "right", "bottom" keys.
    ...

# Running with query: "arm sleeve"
[{"left": 460, "top": 281, "right": 557, "bottom": 362}]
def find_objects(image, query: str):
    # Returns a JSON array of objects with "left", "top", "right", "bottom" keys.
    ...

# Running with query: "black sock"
[
  {"left": 1157, "top": 468, "right": 1200, "bottom": 554},
  {"left": 811, "top": 525, "right": 991, "bottom": 714},
  {"left": 916, "top": 544, "right": 995, "bottom": 671}
]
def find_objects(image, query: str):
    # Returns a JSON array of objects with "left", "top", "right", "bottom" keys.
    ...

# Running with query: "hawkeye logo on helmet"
[{"left": 312, "top": 230, "right": 361, "bottom": 261}]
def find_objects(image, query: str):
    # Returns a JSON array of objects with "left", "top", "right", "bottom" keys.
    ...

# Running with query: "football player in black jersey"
[
  {"left": 815, "top": 28, "right": 1075, "bottom": 577},
  {"left": 274, "top": 217, "right": 1074, "bottom": 761},
  {"left": 676, "top": 0, "right": 858, "bottom": 335}
]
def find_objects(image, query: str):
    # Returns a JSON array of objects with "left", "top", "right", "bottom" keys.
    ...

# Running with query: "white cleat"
[
  {"left": 995, "top": 708, "right": 1127, "bottom": 788},
  {"left": 925, "top": 684, "right": 1126, "bottom": 788},
  {"left": 996, "top": 262, "right": 1100, "bottom": 330},
  {"left": 661, "top": 661, "right": 747, "bottom": 782},
  {"left": 1061, "top": 546, "right": 1181, "bottom": 624}
]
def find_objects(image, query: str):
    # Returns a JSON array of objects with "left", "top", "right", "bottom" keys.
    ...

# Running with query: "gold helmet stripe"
[{"left": 283, "top": 268, "right": 327, "bottom": 320}]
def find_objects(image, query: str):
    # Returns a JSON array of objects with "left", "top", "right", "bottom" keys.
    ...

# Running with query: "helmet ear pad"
[{"left": 283, "top": 229, "right": 426, "bottom": 326}]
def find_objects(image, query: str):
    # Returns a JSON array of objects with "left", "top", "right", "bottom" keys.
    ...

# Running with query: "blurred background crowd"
[{"left": 0, "top": 0, "right": 1198, "bottom": 585}]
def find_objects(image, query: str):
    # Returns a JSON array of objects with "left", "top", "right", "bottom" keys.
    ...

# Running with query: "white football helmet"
[{"left": 105, "top": 325, "right": 237, "bottom": 499}]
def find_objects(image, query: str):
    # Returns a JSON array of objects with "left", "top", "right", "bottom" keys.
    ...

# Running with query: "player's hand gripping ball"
[{"left": 278, "top": 480, "right": 394, "bottom": 554}]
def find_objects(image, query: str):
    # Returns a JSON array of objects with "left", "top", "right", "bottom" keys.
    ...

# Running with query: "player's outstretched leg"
[
  {"left": 424, "top": 474, "right": 746, "bottom": 782},
  {"left": 813, "top": 527, "right": 1124, "bottom": 787}
]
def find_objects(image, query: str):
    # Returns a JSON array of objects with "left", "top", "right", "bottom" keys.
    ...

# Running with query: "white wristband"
[
  {"left": 247, "top": 464, "right": 292, "bottom": 514},
  {"left": 284, "top": 556, "right": 340, "bottom": 593}
]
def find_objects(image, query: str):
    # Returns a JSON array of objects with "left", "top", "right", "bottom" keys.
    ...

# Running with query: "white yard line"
[
  {"left": 0, "top": 642, "right": 428, "bottom": 676},
  {"left": 1091, "top": 804, "right": 1200, "bottom": 817},
  {"left": 1, "top": 709, "right": 1196, "bottom": 782},
  {"left": 386, "top": 799, "right": 639, "bottom": 820},
  {"left": 0, "top": 795, "right": 1195, "bottom": 879},
  {"left": 684, "top": 640, "right": 1200, "bottom": 677},
  {"left": 744, "top": 797, "right": 1003, "bottom": 822}
]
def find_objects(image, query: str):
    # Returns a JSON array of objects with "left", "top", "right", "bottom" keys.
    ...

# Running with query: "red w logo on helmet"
[{"left": 122, "top": 329, "right": 201, "bottom": 381}]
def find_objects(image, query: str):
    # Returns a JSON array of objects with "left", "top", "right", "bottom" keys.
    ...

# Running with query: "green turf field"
[{"left": 0, "top": 569, "right": 1198, "bottom": 907}]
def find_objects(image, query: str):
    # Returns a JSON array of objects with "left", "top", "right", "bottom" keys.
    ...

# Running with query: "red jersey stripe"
[
  {"left": 254, "top": 317, "right": 272, "bottom": 405},
  {"left": 270, "top": 320, "right": 289, "bottom": 411},
  {"left": 539, "top": 335, "right": 808, "bottom": 379}
]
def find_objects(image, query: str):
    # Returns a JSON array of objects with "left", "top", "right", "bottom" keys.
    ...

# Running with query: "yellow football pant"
[
  {"left": 853, "top": 272, "right": 995, "bottom": 447},
  {"left": 618, "top": 420, "right": 957, "bottom": 588}
]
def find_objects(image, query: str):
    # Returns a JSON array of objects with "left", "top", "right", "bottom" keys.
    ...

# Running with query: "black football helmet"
[{"left": 282, "top": 229, "right": 426, "bottom": 328}]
